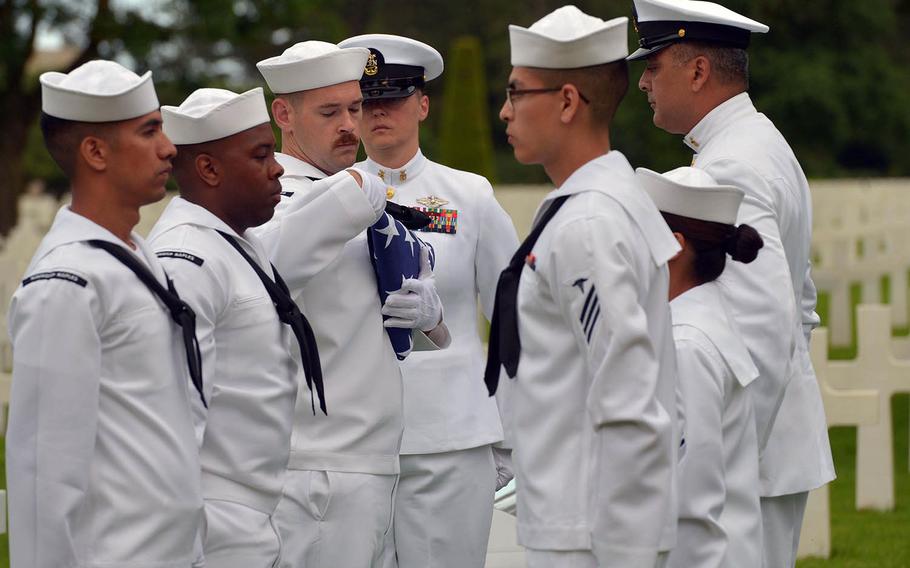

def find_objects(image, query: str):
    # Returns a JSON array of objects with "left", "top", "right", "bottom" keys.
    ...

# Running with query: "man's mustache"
[{"left": 334, "top": 133, "right": 359, "bottom": 147}]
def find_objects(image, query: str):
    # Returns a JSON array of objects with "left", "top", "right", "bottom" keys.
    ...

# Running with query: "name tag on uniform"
[
  {"left": 156, "top": 250, "right": 205, "bottom": 266},
  {"left": 415, "top": 207, "right": 458, "bottom": 234},
  {"left": 22, "top": 270, "right": 88, "bottom": 287}
]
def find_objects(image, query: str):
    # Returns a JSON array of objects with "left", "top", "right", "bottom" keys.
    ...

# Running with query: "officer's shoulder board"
[
  {"left": 22, "top": 270, "right": 88, "bottom": 288},
  {"left": 156, "top": 250, "right": 205, "bottom": 266}
]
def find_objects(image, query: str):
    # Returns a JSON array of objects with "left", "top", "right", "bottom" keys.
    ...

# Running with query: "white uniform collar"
[
  {"left": 540, "top": 151, "right": 681, "bottom": 266},
  {"left": 670, "top": 281, "right": 759, "bottom": 386},
  {"left": 150, "top": 196, "right": 273, "bottom": 270},
  {"left": 684, "top": 92, "right": 755, "bottom": 153},
  {"left": 275, "top": 152, "right": 328, "bottom": 181},
  {"left": 363, "top": 148, "right": 428, "bottom": 187},
  {"left": 29, "top": 206, "right": 161, "bottom": 277}
]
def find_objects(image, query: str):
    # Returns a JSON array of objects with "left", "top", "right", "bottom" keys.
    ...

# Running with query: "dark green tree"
[
  {"left": 438, "top": 35, "right": 497, "bottom": 181},
  {"left": 1, "top": 0, "right": 176, "bottom": 234}
]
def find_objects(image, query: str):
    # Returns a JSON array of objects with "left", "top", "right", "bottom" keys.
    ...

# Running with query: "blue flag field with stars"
[{"left": 367, "top": 212, "right": 436, "bottom": 360}]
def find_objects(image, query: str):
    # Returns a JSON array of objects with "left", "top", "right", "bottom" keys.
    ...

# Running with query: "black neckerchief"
[
  {"left": 88, "top": 239, "right": 206, "bottom": 407},
  {"left": 216, "top": 231, "right": 326, "bottom": 415},
  {"left": 483, "top": 196, "right": 570, "bottom": 395}
]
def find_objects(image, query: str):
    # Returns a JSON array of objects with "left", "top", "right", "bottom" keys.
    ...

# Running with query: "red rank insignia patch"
[
  {"left": 416, "top": 207, "right": 458, "bottom": 234},
  {"left": 525, "top": 253, "right": 536, "bottom": 270}
]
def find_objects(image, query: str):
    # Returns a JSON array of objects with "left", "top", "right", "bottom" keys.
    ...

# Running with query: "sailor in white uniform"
[
  {"left": 638, "top": 166, "right": 765, "bottom": 567},
  {"left": 337, "top": 33, "right": 520, "bottom": 568},
  {"left": 488, "top": 7, "right": 680, "bottom": 567},
  {"left": 148, "top": 87, "right": 383, "bottom": 567},
  {"left": 629, "top": 2, "right": 835, "bottom": 564},
  {"left": 6, "top": 60, "right": 203, "bottom": 568},
  {"left": 256, "top": 42, "right": 450, "bottom": 567}
]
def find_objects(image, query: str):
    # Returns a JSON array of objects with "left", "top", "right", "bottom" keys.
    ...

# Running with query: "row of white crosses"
[
  {"left": 811, "top": 179, "right": 910, "bottom": 347},
  {"left": 798, "top": 304, "right": 910, "bottom": 558}
]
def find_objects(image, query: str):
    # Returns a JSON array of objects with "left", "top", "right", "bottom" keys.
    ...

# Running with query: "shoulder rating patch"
[
  {"left": 23, "top": 270, "right": 88, "bottom": 288},
  {"left": 415, "top": 207, "right": 458, "bottom": 234},
  {"left": 579, "top": 284, "right": 600, "bottom": 343},
  {"left": 156, "top": 250, "right": 205, "bottom": 266}
]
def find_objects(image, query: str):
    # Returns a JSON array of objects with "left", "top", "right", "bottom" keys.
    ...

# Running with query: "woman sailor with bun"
[{"left": 637, "top": 166, "right": 765, "bottom": 568}]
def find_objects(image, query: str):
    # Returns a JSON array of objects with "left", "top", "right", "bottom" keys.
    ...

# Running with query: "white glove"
[
  {"left": 382, "top": 245, "right": 443, "bottom": 332},
  {"left": 346, "top": 167, "right": 387, "bottom": 221},
  {"left": 492, "top": 447, "right": 514, "bottom": 491}
]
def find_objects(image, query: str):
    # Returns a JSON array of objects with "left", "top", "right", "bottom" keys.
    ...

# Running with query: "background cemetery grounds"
[{"left": 4, "top": 179, "right": 910, "bottom": 565}]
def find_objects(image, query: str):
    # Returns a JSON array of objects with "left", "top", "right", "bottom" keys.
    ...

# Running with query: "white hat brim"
[
  {"left": 258, "top": 47, "right": 370, "bottom": 94},
  {"left": 509, "top": 16, "right": 629, "bottom": 69},
  {"left": 636, "top": 167, "right": 744, "bottom": 224},
  {"left": 162, "top": 87, "right": 270, "bottom": 145},
  {"left": 40, "top": 70, "right": 159, "bottom": 122}
]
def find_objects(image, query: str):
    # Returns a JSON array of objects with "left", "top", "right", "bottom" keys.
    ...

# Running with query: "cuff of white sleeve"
[
  {"left": 317, "top": 170, "right": 383, "bottom": 228},
  {"left": 591, "top": 542, "right": 660, "bottom": 568},
  {"left": 413, "top": 323, "right": 451, "bottom": 350},
  {"left": 347, "top": 168, "right": 387, "bottom": 221}
]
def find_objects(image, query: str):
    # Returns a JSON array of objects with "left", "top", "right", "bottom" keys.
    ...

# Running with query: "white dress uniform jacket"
[
  {"left": 6, "top": 207, "right": 203, "bottom": 568},
  {"left": 688, "top": 93, "right": 835, "bottom": 496},
  {"left": 254, "top": 155, "right": 386, "bottom": 295},
  {"left": 668, "top": 282, "right": 762, "bottom": 568},
  {"left": 510, "top": 152, "right": 680, "bottom": 567},
  {"left": 357, "top": 150, "right": 519, "bottom": 454},
  {"left": 149, "top": 196, "right": 306, "bottom": 515},
  {"left": 255, "top": 152, "right": 403, "bottom": 474}
]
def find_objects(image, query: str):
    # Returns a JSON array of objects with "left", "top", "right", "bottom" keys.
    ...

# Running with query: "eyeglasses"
[{"left": 505, "top": 86, "right": 590, "bottom": 107}]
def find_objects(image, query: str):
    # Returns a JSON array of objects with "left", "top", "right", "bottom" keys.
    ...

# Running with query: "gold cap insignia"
[
  {"left": 678, "top": 28, "right": 686, "bottom": 38},
  {"left": 416, "top": 196, "right": 449, "bottom": 208},
  {"left": 365, "top": 53, "right": 379, "bottom": 76}
]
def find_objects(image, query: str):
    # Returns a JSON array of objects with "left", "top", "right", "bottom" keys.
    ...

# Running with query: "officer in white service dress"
[
  {"left": 337, "top": 33, "right": 520, "bottom": 568},
  {"left": 629, "top": 2, "right": 835, "bottom": 565},
  {"left": 256, "top": 41, "right": 449, "bottom": 567},
  {"left": 149, "top": 87, "right": 384, "bottom": 567},
  {"left": 638, "top": 166, "right": 765, "bottom": 568},
  {"left": 6, "top": 60, "right": 203, "bottom": 568},
  {"left": 487, "top": 7, "right": 680, "bottom": 567}
]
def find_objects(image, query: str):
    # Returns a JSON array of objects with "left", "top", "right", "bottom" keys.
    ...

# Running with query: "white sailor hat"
[
  {"left": 637, "top": 166, "right": 744, "bottom": 224},
  {"left": 338, "top": 34, "right": 443, "bottom": 101},
  {"left": 508, "top": 5, "right": 628, "bottom": 69},
  {"left": 628, "top": 0, "right": 768, "bottom": 61},
  {"left": 40, "top": 60, "right": 159, "bottom": 122},
  {"left": 161, "top": 87, "right": 270, "bottom": 145},
  {"left": 257, "top": 41, "right": 371, "bottom": 94}
]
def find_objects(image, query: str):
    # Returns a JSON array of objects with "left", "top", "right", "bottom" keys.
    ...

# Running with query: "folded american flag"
[{"left": 367, "top": 212, "right": 436, "bottom": 360}]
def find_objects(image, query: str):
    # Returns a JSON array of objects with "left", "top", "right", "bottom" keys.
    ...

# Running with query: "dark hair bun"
[{"left": 727, "top": 224, "right": 763, "bottom": 263}]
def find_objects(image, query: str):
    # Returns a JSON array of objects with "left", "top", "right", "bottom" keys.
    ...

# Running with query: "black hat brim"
[{"left": 627, "top": 42, "right": 672, "bottom": 61}]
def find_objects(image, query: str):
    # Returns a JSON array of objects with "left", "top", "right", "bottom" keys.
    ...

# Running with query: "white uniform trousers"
[
  {"left": 202, "top": 500, "right": 281, "bottom": 568},
  {"left": 760, "top": 492, "right": 809, "bottom": 568},
  {"left": 525, "top": 549, "right": 669, "bottom": 568},
  {"left": 382, "top": 445, "right": 496, "bottom": 568},
  {"left": 275, "top": 470, "right": 398, "bottom": 568}
]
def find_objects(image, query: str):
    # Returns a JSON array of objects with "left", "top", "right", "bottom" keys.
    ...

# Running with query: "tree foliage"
[
  {"left": 438, "top": 36, "right": 496, "bottom": 182},
  {"left": 2, "top": 0, "right": 909, "bottom": 234}
]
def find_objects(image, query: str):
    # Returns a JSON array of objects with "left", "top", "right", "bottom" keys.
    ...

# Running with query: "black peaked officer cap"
[
  {"left": 359, "top": 48, "right": 426, "bottom": 101},
  {"left": 628, "top": 5, "right": 754, "bottom": 61}
]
